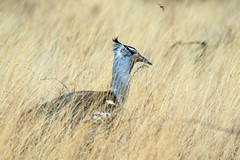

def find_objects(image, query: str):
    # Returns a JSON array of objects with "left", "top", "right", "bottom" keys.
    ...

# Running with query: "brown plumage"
[{"left": 39, "top": 90, "right": 119, "bottom": 121}]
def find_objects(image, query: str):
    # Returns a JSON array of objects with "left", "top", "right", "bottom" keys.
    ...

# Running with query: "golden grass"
[{"left": 0, "top": 0, "right": 240, "bottom": 159}]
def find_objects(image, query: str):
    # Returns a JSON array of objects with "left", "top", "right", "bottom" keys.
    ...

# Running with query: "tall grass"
[{"left": 0, "top": 0, "right": 240, "bottom": 159}]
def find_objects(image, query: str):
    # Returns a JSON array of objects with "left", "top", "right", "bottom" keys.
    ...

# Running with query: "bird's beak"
[{"left": 135, "top": 53, "right": 152, "bottom": 65}]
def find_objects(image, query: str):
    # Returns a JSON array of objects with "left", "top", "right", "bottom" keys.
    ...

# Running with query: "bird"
[{"left": 39, "top": 37, "right": 152, "bottom": 122}]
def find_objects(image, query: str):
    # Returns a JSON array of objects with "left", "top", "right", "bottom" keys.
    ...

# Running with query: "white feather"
[{"left": 106, "top": 100, "right": 118, "bottom": 106}]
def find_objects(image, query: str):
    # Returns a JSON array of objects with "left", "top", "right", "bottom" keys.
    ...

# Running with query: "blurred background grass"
[{"left": 0, "top": 0, "right": 240, "bottom": 159}]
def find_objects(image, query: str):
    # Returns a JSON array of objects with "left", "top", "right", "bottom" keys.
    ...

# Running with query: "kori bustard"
[{"left": 40, "top": 37, "right": 152, "bottom": 120}]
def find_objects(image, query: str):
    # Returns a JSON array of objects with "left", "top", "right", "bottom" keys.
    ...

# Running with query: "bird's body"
[
  {"left": 40, "top": 90, "right": 119, "bottom": 120},
  {"left": 39, "top": 37, "right": 152, "bottom": 121}
]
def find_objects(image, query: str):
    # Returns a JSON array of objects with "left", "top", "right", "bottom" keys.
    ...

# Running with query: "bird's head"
[{"left": 112, "top": 37, "right": 152, "bottom": 66}]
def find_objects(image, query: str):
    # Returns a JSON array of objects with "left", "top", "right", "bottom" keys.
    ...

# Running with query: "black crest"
[{"left": 112, "top": 36, "right": 121, "bottom": 44}]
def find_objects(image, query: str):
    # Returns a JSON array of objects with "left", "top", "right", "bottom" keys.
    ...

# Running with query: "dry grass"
[{"left": 0, "top": 0, "right": 240, "bottom": 159}]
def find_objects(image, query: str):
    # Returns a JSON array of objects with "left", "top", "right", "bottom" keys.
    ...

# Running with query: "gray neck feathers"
[{"left": 110, "top": 43, "right": 134, "bottom": 105}]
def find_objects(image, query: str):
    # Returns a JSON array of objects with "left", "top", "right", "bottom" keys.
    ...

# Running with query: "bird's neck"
[{"left": 110, "top": 58, "right": 133, "bottom": 105}]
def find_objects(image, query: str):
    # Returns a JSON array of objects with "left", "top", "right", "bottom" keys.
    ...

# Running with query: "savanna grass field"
[{"left": 0, "top": 0, "right": 240, "bottom": 159}]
